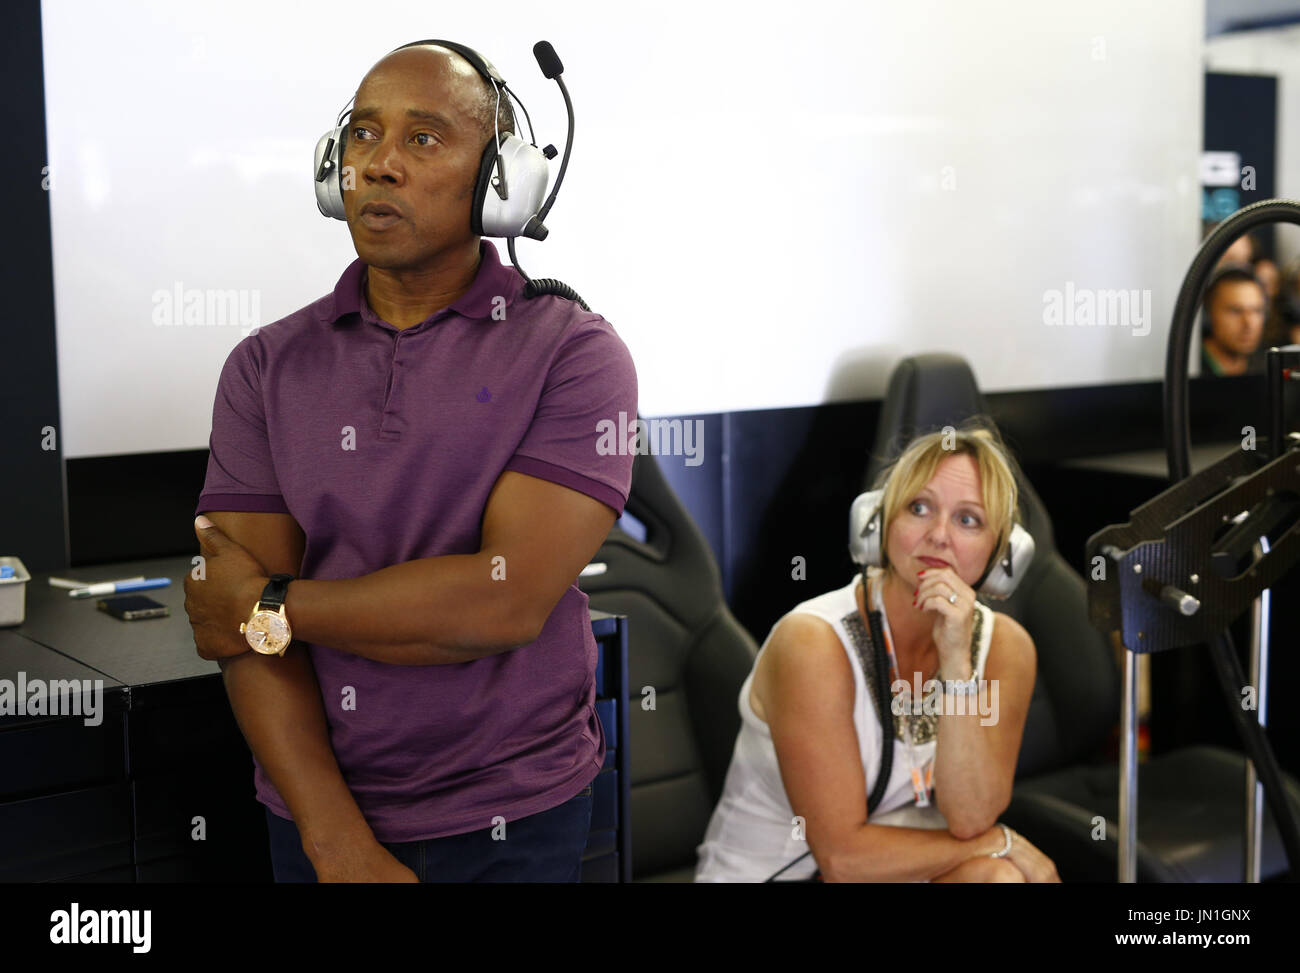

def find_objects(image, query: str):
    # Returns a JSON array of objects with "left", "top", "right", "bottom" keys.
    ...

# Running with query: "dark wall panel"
[
  {"left": 2, "top": 0, "right": 66, "bottom": 573},
  {"left": 1204, "top": 71, "right": 1277, "bottom": 256}
]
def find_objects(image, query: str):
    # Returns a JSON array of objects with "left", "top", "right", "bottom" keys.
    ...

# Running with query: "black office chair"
[
  {"left": 579, "top": 443, "right": 758, "bottom": 882},
  {"left": 868, "top": 352, "right": 1300, "bottom": 881}
]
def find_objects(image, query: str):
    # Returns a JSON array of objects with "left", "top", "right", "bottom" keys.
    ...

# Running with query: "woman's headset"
[
  {"left": 313, "top": 39, "right": 551, "bottom": 240},
  {"left": 848, "top": 488, "right": 1035, "bottom": 601}
]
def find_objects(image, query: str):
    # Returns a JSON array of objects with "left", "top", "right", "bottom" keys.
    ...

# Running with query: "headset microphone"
[
  {"left": 513, "top": 40, "right": 588, "bottom": 308},
  {"left": 533, "top": 40, "right": 564, "bottom": 79},
  {"left": 516, "top": 41, "right": 575, "bottom": 243}
]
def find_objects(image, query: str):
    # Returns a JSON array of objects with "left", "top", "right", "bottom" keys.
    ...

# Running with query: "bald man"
[{"left": 186, "top": 42, "right": 637, "bottom": 882}]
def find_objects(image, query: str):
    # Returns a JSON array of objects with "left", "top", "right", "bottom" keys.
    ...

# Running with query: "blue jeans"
[{"left": 265, "top": 784, "right": 595, "bottom": 883}]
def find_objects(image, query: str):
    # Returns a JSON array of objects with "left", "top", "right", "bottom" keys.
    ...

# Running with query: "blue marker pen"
[{"left": 69, "top": 578, "right": 172, "bottom": 599}]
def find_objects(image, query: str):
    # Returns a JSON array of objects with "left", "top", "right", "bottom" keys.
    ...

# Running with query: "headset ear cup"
[
  {"left": 313, "top": 123, "right": 348, "bottom": 221},
  {"left": 470, "top": 138, "right": 499, "bottom": 236},
  {"left": 977, "top": 523, "right": 1036, "bottom": 600},
  {"left": 478, "top": 135, "right": 550, "bottom": 238},
  {"left": 849, "top": 491, "right": 885, "bottom": 568}
]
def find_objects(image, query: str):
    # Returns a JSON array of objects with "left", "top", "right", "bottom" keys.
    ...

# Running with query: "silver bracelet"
[{"left": 989, "top": 823, "right": 1014, "bottom": 858}]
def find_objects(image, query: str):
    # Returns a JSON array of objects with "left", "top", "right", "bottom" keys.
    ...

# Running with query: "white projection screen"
[{"left": 41, "top": 0, "right": 1204, "bottom": 459}]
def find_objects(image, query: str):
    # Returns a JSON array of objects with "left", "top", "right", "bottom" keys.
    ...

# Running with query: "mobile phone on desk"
[{"left": 97, "top": 595, "right": 170, "bottom": 621}]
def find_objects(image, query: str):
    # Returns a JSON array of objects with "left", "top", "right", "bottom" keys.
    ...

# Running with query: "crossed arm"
[
  {"left": 196, "top": 472, "right": 616, "bottom": 664},
  {"left": 191, "top": 470, "right": 616, "bottom": 875}
]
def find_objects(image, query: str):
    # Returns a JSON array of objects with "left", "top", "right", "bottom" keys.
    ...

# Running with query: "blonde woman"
[{"left": 695, "top": 424, "right": 1060, "bottom": 882}]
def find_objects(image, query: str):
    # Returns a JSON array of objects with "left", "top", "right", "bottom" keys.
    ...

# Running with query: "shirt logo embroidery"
[{"left": 476, "top": 387, "right": 492, "bottom": 403}]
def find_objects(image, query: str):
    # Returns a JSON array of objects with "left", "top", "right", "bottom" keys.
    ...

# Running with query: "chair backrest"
[
  {"left": 867, "top": 353, "right": 1120, "bottom": 777},
  {"left": 579, "top": 445, "right": 758, "bottom": 880}
]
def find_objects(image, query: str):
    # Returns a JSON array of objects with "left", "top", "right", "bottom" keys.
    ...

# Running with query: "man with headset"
[
  {"left": 1200, "top": 263, "right": 1267, "bottom": 377},
  {"left": 183, "top": 40, "right": 636, "bottom": 882}
]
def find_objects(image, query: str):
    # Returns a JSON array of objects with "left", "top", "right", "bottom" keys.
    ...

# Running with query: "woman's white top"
[{"left": 694, "top": 567, "right": 997, "bottom": 882}]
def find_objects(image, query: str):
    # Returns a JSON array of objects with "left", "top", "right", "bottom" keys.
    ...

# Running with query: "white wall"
[{"left": 42, "top": 0, "right": 1205, "bottom": 458}]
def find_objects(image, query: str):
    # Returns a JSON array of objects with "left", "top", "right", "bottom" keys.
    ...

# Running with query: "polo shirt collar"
[{"left": 329, "top": 239, "right": 521, "bottom": 328}]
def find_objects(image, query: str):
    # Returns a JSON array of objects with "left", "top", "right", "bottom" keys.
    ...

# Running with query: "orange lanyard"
[{"left": 870, "top": 573, "right": 934, "bottom": 807}]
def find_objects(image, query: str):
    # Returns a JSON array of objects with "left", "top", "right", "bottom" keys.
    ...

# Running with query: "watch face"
[{"left": 245, "top": 610, "right": 291, "bottom": 655}]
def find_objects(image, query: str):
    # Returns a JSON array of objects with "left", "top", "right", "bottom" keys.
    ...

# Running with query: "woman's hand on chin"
[{"left": 913, "top": 566, "right": 976, "bottom": 673}]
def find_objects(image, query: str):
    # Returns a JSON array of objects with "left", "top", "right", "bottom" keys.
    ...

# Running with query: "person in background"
[
  {"left": 1215, "top": 230, "right": 1254, "bottom": 270},
  {"left": 1201, "top": 264, "right": 1267, "bottom": 377},
  {"left": 1253, "top": 257, "right": 1286, "bottom": 348},
  {"left": 1276, "top": 256, "right": 1300, "bottom": 347},
  {"left": 1254, "top": 257, "right": 1280, "bottom": 303}
]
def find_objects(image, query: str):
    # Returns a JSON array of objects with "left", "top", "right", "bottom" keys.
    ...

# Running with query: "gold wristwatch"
[{"left": 239, "top": 573, "right": 294, "bottom": 656}]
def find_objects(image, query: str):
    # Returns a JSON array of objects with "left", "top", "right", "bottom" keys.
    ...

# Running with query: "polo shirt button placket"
[{"left": 381, "top": 329, "right": 403, "bottom": 438}]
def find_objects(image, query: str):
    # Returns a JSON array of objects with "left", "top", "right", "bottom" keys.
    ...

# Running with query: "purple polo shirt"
[{"left": 195, "top": 239, "right": 637, "bottom": 842}]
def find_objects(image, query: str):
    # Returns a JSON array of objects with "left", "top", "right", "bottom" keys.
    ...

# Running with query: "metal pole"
[
  {"left": 1115, "top": 631, "right": 1138, "bottom": 882},
  {"left": 1245, "top": 536, "right": 1271, "bottom": 882}
]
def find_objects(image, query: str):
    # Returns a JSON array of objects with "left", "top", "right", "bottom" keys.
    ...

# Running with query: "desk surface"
[
  {"left": 12, "top": 555, "right": 217, "bottom": 689},
  {"left": 1060, "top": 441, "right": 1240, "bottom": 479},
  {"left": 0, "top": 627, "right": 126, "bottom": 688}
]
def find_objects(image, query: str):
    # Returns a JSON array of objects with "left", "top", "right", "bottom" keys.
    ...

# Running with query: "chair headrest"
[
  {"left": 867, "top": 353, "right": 1058, "bottom": 557},
  {"left": 866, "top": 353, "right": 988, "bottom": 483}
]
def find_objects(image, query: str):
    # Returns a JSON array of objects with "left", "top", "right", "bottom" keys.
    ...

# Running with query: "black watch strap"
[{"left": 257, "top": 573, "right": 294, "bottom": 611}]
